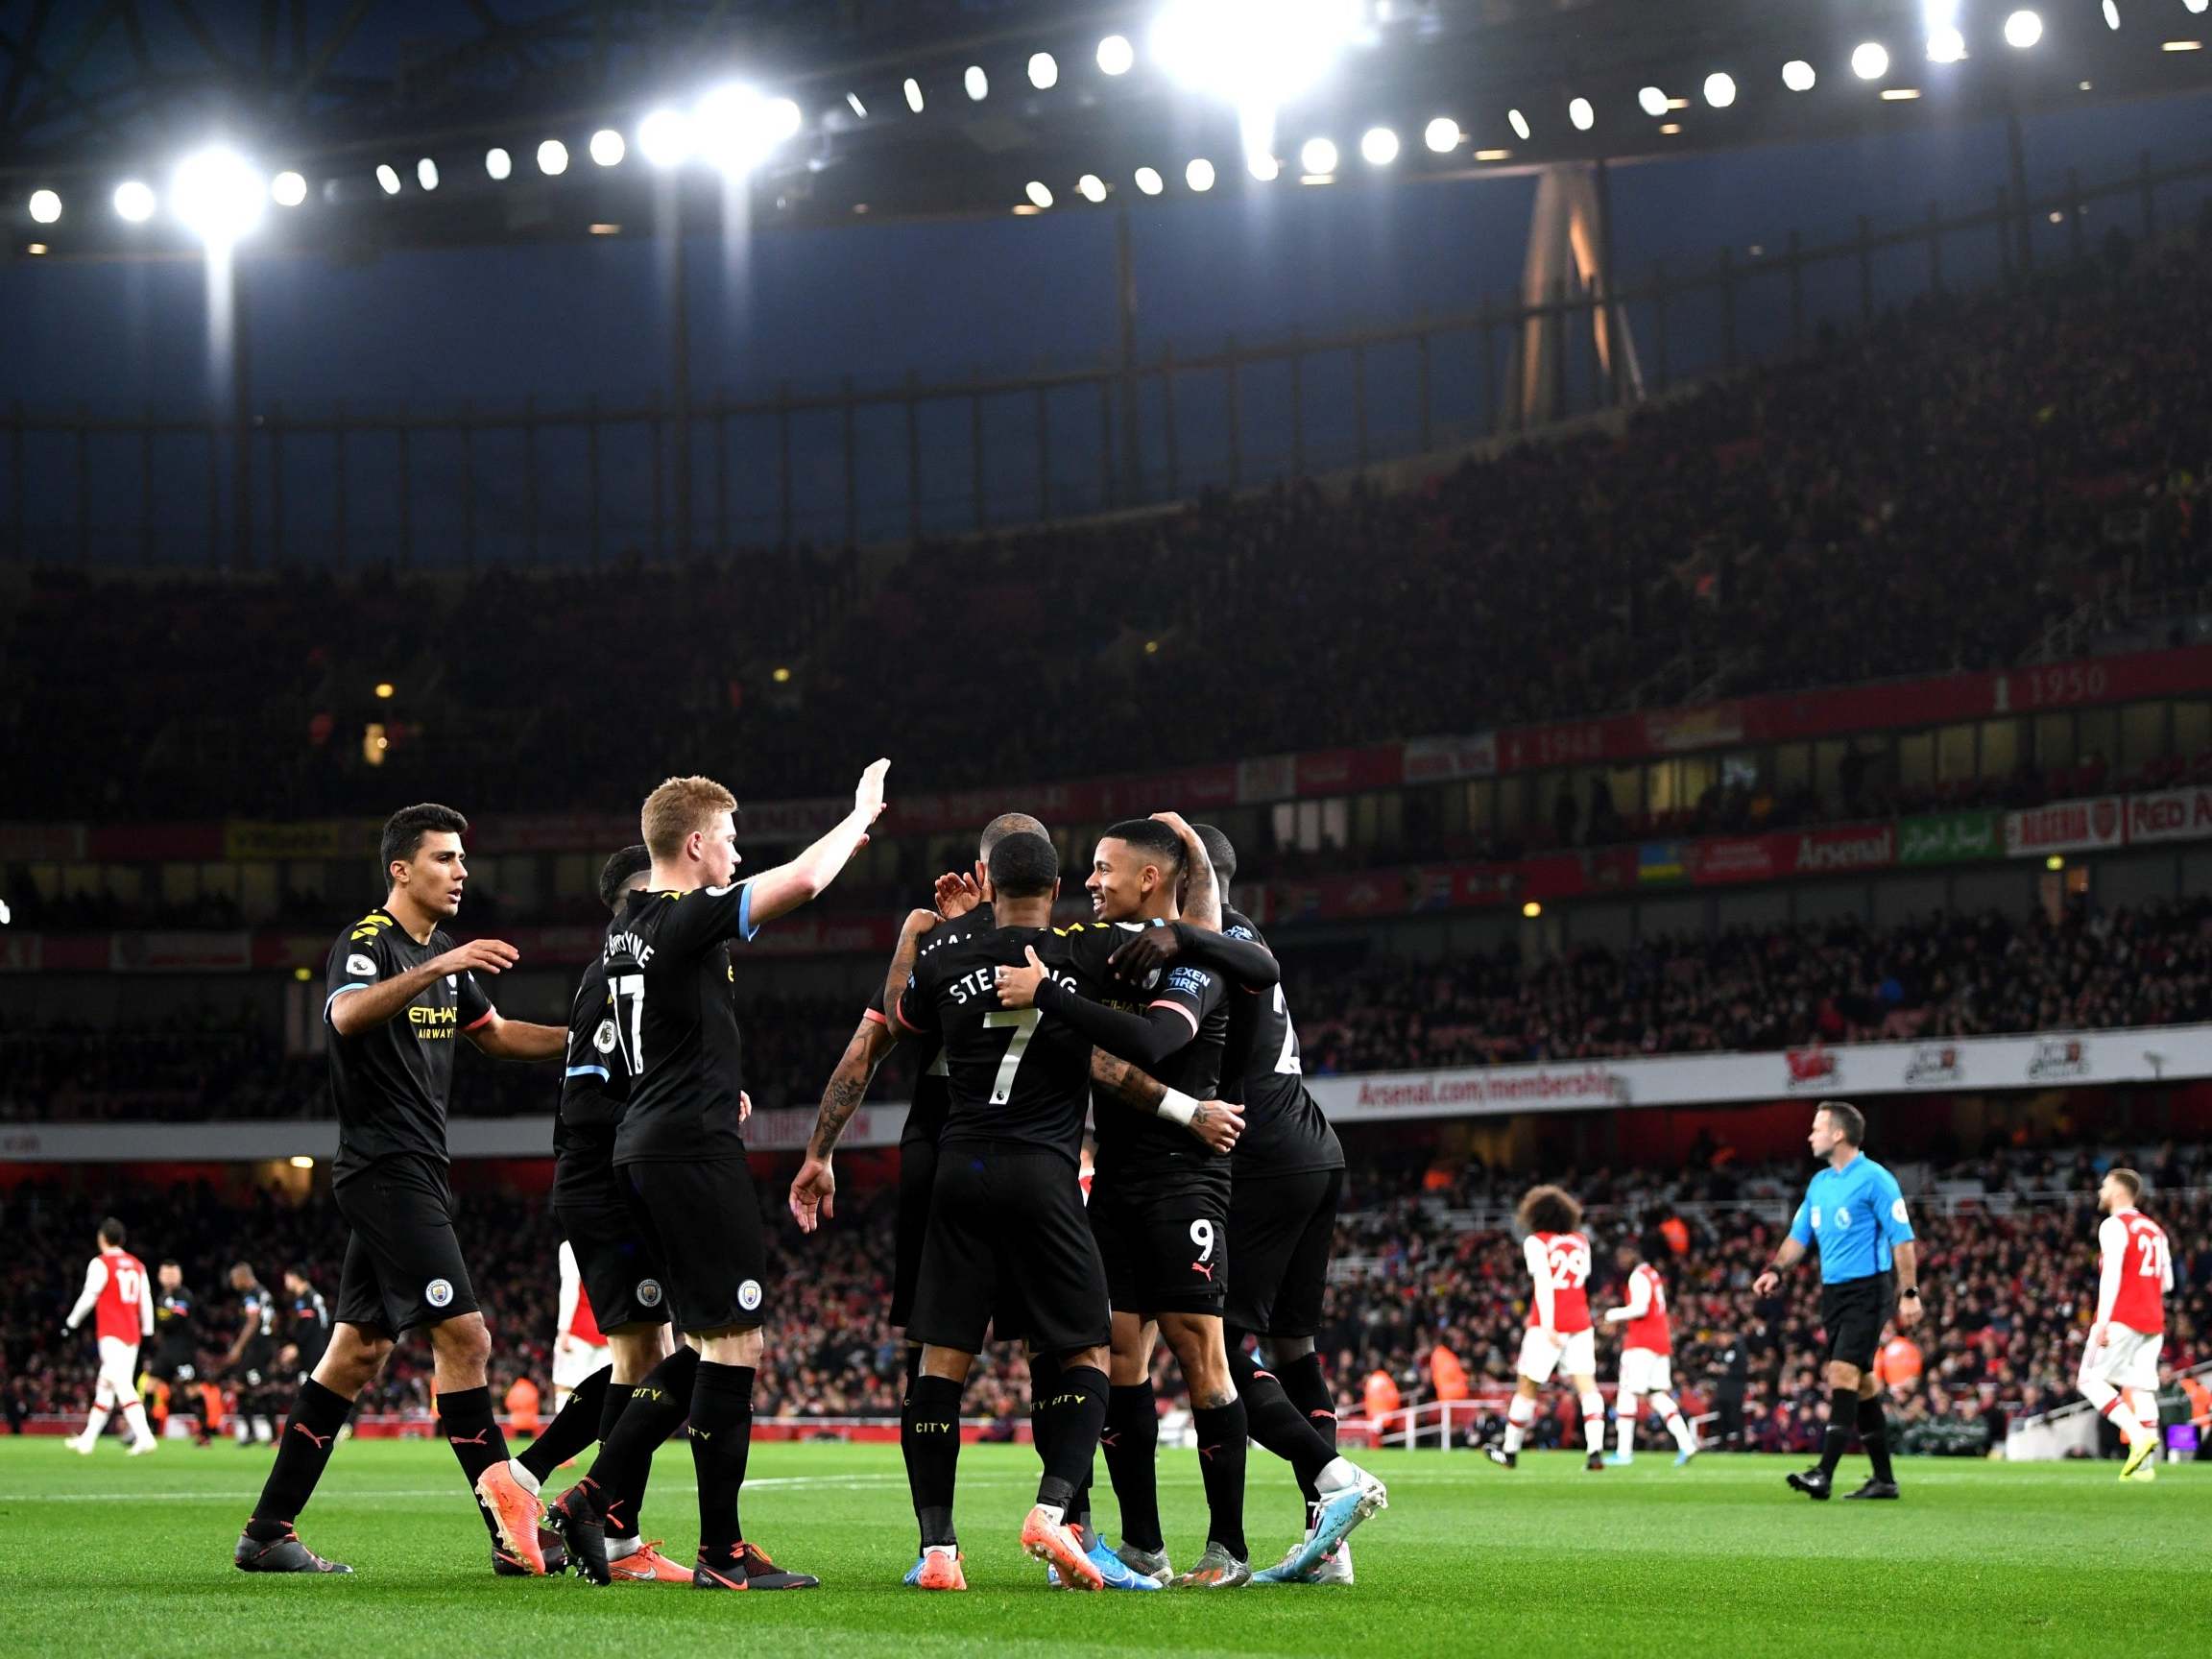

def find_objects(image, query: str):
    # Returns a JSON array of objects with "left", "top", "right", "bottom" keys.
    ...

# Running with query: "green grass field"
[{"left": 0, "top": 1438, "right": 2202, "bottom": 1657}]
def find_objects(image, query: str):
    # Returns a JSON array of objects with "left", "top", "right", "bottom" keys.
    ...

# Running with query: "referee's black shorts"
[
  {"left": 620, "top": 1157, "right": 768, "bottom": 1334},
  {"left": 332, "top": 1152, "right": 479, "bottom": 1336},
  {"left": 552, "top": 1142, "right": 672, "bottom": 1331},
  {"left": 1819, "top": 1272, "right": 1897, "bottom": 1373},
  {"left": 908, "top": 1142, "right": 1107, "bottom": 1358},
  {"left": 1225, "top": 1166, "right": 1342, "bottom": 1339}
]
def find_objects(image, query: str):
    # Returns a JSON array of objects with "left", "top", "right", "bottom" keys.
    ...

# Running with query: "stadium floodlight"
[
  {"left": 1424, "top": 116, "right": 1461, "bottom": 152},
  {"left": 1852, "top": 41, "right": 1891, "bottom": 79},
  {"left": 903, "top": 78, "right": 925, "bottom": 112},
  {"left": 374, "top": 163, "right": 402, "bottom": 195},
  {"left": 1927, "top": 26, "right": 1967, "bottom": 60},
  {"left": 637, "top": 109, "right": 692, "bottom": 167},
  {"left": 1360, "top": 126, "right": 1400, "bottom": 164},
  {"left": 485, "top": 147, "right": 513, "bottom": 180},
  {"left": 1151, "top": 1, "right": 1362, "bottom": 187},
  {"left": 1186, "top": 156, "right": 1216, "bottom": 191},
  {"left": 1096, "top": 35, "right": 1135, "bottom": 75},
  {"left": 173, "top": 146, "right": 267, "bottom": 244},
  {"left": 1300, "top": 135, "right": 1339, "bottom": 174},
  {"left": 537, "top": 139, "right": 569, "bottom": 176},
  {"left": 1029, "top": 52, "right": 1059, "bottom": 89},
  {"left": 965, "top": 65, "right": 989, "bottom": 101},
  {"left": 1703, "top": 72, "right": 1737, "bottom": 108},
  {"left": 1134, "top": 165, "right": 1165, "bottom": 194},
  {"left": 1024, "top": 180, "right": 1053, "bottom": 208},
  {"left": 2103, "top": 0, "right": 2120, "bottom": 26},
  {"left": 693, "top": 84, "right": 802, "bottom": 176},
  {"left": 1568, "top": 97, "right": 1594, "bottom": 131},
  {"left": 1249, "top": 151, "right": 1280, "bottom": 180},
  {"left": 1507, "top": 108, "right": 1531, "bottom": 140},
  {"left": 1077, "top": 173, "right": 1108, "bottom": 202},
  {"left": 589, "top": 128, "right": 626, "bottom": 166},
  {"left": 846, "top": 91, "right": 867, "bottom": 118},
  {"left": 417, "top": 157, "right": 440, "bottom": 190},
  {"left": 2004, "top": 10, "right": 2043, "bottom": 47},
  {"left": 114, "top": 180, "right": 156, "bottom": 221},
  {"left": 1638, "top": 85, "right": 1669, "bottom": 116},
  {"left": 271, "top": 171, "right": 306, "bottom": 206},
  {"left": 2188, "top": 0, "right": 2208, "bottom": 14},
  {"left": 28, "top": 188, "right": 60, "bottom": 224},
  {"left": 1782, "top": 60, "right": 1816, "bottom": 90}
]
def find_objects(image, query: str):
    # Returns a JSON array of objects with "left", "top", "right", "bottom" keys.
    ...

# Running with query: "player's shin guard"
[
  {"left": 1502, "top": 1393, "right": 1535, "bottom": 1455},
  {"left": 902, "top": 1375, "right": 964, "bottom": 1548},
  {"left": 1036, "top": 1365, "right": 1110, "bottom": 1516},
  {"left": 439, "top": 1385, "right": 516, "bottom": 1543},
  {"left": 1190, "top": 1401, "right": 1251, "bottom": 1562},
  {"left": 1817, "top": 1384, "right": 1858, "bottom": 1477},
  {"left": 519, "top": 1364, "right": 610, "bottom": 1486},
  {"left": 1856, "top": 1394, "right": 1894, "bottom": 1484},
  {"left": 1102, "top": 1382, "right": 1164, "bottom": 1551},
  {"left": 686, "top": 1362, "right": 754, "bottom": 1557},
  {"left": 584, "top": 1345, "right": 699, "bottom": 1538},
  {"left": 248, "top": 1378, "right": 350, "bottom": 1535}
]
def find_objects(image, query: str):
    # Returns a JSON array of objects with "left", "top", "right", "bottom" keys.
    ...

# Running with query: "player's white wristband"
[{"left": 1159, "top": 1089, "right": 1200, "bottom": 1127}]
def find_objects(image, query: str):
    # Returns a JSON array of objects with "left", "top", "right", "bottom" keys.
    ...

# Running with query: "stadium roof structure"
[{"left": 5, "top": 0, "right": 2210, "bottom": 255}]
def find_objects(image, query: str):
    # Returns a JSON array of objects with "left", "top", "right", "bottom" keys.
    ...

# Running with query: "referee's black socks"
[
  {"left": 519, "top": 1365, "right": 611, "bottom": 1488},
  {"left": 1816, "top": 1382, "right": 1860, "bottom": 1477},
  {"left": 1101, "top": 1382, "right": 1164, "bottom": 1551},
  {"left": 247, "top": 1378, "right": 350, "bottom": 1536},
  {"left": 1857, "top": 1393, "right": 1896, "bottom": 1484},
  {"left": 902, "top": 1374, "right": 965, "bottom": 1548},
  {"left": 437, "top": 1385, "right": 513, "bottom": 1543},
  {"left": 1033, "top": 1364, "right": 1109, "bottom": 1515},
  {"left": 1190, "top": 1399, "right": 1251, "bottom": 1563},
  {"left": 687, "top": 1362, "right": 755, "bottom": 1557}
]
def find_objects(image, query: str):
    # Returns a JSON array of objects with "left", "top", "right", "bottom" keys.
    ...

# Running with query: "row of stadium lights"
[{"left": 15, "top": 4, "right": 2211, "bottom": 237}]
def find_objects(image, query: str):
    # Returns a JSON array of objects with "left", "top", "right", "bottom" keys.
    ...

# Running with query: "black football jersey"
[
  {"left": 1220, "top": 906, "right": 1343, "bottom": 1177},
  {"left": 555, "top": 950, "right": 627, "bottom": 1159},
  {"left": 1068, "top": 924, "right": 1231, "bottom": 1185},
  {"left": 896, "top": 920, "right": 1147, "bottom": 1163},
  {"left": 608, "top": 883, "right": 756, "bottom": 1166},
  {"left": 154, "top": 1288, "right": 196, "bottom": 1355},
  {"left": 324, "top": 907, "right": 494, "bottom": 1182},
  {"left": 239, "top": 1283, "right": 276, "bottom": 1344},
  {"left": 289, "top": 1287, "right": 330, "bottom": 1343},
  {"left": 865, "top": 903, "right": 992, "bottom": 1146}
]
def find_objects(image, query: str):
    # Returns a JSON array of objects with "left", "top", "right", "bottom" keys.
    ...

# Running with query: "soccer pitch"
[{"left": 1, "top": 1439, "right": 2201, "bottom": 1658}]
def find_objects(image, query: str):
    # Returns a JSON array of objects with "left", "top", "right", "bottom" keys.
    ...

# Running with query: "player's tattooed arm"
[
  {"left": 1089, "top": 1049, "right": 1243, "bottom": 1155},
  {"left": 1152, "top": 810, "right": 1222, "bottom": 931},
  {"left": 789, "top": 1016, "right": 898, "bottom": 1233},
  {"left": 878, "top": 908, "right": 939, "bottom": 1032}
]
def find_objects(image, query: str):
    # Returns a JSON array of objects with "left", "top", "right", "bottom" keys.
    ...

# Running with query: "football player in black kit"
[
  {"left": 234, "top": 803, "right": 567, "bottom": 1575},
  {"left": 220, "top": 1262, "right": 278, "bottom": 1445},
  {"left": 996, "top": 812, "right": 1386, "bottom": 1588},
  {"left": 277, "top": 1267, "right": 332, "bottom": 1385},
  {"left": 545, "top": 761, "right": 887, "bottom": 1593}
]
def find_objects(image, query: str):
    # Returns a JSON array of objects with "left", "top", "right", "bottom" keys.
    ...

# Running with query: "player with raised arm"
[
  {"left": 1488, "top": 1186, "right": 1606, "bottom": 1471},
  {"left": 1602, "top": 1241, "right": 1698, "bottom": 1467},
  {"left": 545, "top": 762, "right": 886, "bottom": 1592},
  {"left": 2079, "top": 1167, "right": 2172, "bottom": 1482},
  {"left": 62, "top": 1218, "right": 156, "bottom": 1456},
  {"left": 233, "top": 803, "right": 567, "bottom": 1575},
  {"left": 996, "top": 813, "right": 1385, "bottom": 1590},
  {"left": 513, "top": 843, "right": 686, "bottom": 1583}
]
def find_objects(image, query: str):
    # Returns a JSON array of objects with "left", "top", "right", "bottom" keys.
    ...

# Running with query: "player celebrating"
[
  {"left": 546, "top": 762, "right": 887, "bottom": 1592},
  {"left": 62, "top": 1218, "right": 156, "bottom": 1456},
  {"left": 233, "top": 803, "right": 567, "bottom": 1575},
  {"left": 1488, "top": 1186, "right": 1605, "bottom": 1470},
  {"left": 1601, "top": 1241, "right": 1697, "bottom": 1466},
  {"left": 1753, "top": 1101, "right": 1921, "bottom": 1502},
  {"left": 2079, "top": 1167, "right": 2172, "bottom": 1482}
]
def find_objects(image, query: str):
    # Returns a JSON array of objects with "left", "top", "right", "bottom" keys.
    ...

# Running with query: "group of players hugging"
[{"left": 226, "top": 761, "right": 1387, "bottom": 1592}]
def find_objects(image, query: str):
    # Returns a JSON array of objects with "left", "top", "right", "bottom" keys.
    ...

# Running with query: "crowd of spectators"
[
  {"left": 5, "top": 234, "right": 2206, "bottom": 823},
  {"left": 6, "top": 1140, "right": 2203, "bottom": 1461}
]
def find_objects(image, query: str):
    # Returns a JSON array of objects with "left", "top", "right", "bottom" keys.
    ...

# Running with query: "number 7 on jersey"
[{"left": 982, "top": 1007, "right": 1041, "bottom": 1104}]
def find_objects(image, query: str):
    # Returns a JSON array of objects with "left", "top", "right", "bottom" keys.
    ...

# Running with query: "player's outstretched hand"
[
  {"left": 1107, "top": 925, "right": 1180, "bottom": 986},
  {"left": 434, "top": 937, "right": 520, "bottom": 977},
  {"left": 934, "top": 872, "right": 983, "bottom": 921},
  {"left": 994, "top": 946, "right": 1048, "bottom": 1009},
  {"left": 1188, "top": 1098, "right": 1244, "bottom": 1155},
  {"left": 788, "top": 1154, "right": 836, "bottom": 1234},
  {"left": 854, "top": 757, "right": 891, "bottom": 824},
  {"left": 1751, "top": 1270, "right": 1780, "bottom": 1298}
]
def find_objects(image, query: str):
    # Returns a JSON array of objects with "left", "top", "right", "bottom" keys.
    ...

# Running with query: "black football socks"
[
  {"left": 519, "top": 1365, "right": 611, "bottom": 1486},
  {"left": 1036, "top": 1364, "right": 1110, "bottom": 1514},
  {"left": 583, "top": 1345, "right": 699, "bottom": 1536},
  {"left": 1190, "top": 1400, "right": 1251, "bottom": 1561},
  {"left": 1816, "top": 1383, "right": 1859, "bottom": 1478},
  {"left": 1858, "top": 1393, "right": 1895, "bottom": 1484},
  {"left": 247, "top": 1379, "right": 349, "bottom": 1538},
  {"left": 687, "top": 1362, "right": 755, "bottom": 1557},
  {"left": 902, "top": 1374, "right": 965, "bottom": 1548},
  {"left": 437, "top": 1385, "right": 512, "bottom": 1543},
  {"left": 1100, "top": 1381, "right": 1163, "bottom": 1549}
]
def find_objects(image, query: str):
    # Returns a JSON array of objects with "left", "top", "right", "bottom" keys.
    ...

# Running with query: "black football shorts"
[
  {"left": 1225, "top": 1166, "right": 1341, "bottom": 1339},
  {"left": 552, "top": 1142, "right": 672, "bottom": 1331},
  {"left": 907, "top": 1142, "right": 1107, "bottom": 1357},
  {"left": 1089, "top": 1168, "right": 1230, "bottom": 1319},
  {"left": 621, "top": 1158, "right": 768, "bottom": 1334},
  {"left": 332, "top": 1153, "right": 480, "bottom": 1336},
  {"left": 1819, "top": 1273, "right": 1897, "bottom": 1373}
]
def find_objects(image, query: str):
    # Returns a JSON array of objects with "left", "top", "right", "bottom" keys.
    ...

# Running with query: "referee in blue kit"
[{"left": 1753, "top": 1101, "right": 1922, "bottom": 1501}]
